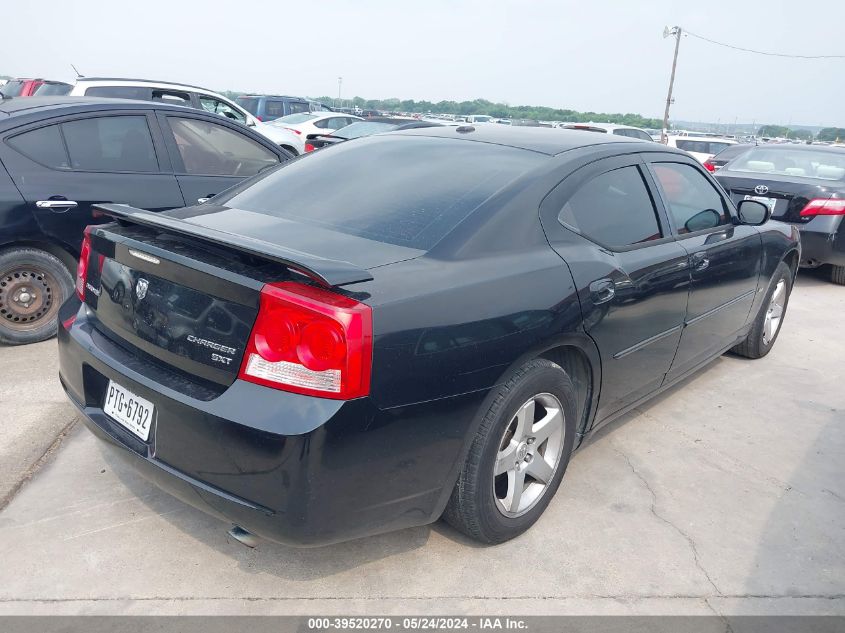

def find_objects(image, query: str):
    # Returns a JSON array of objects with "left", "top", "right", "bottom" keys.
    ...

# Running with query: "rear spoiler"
[{"left": 93, "top": 204, "right": 374, "bottom": 288}]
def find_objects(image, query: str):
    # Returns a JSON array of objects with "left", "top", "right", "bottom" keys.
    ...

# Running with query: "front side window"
[
  {"left": 6, "top": 125, "right": 70, "bottom": 169},
  {"left": 198, "top": 96, "right": 246, "bottom": 123},
  {"left": 168, "top": 117, "right": 279, "bottom": 177},
  {"left": 62, "top": 116, "right": 158, "bottom": 172},
  {"left": 652, "top": 162, "right": 729, "bottom": 234},
  {"left": 558, "top": 165, "right": 662, "bottom": 248}
]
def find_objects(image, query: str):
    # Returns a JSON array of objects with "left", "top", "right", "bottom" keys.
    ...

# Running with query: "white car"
[
  {"left": 665, "top": 135, "right": 738, "bottom": 163},
  {"left": 267, "top": 112, "right": 362, "bottom": 139},
  {"left": 67, "top": 78, "right": 305, "bottom": 155},
  {"left": 562, "top": 122, "right": 654, "bottom": 142}
]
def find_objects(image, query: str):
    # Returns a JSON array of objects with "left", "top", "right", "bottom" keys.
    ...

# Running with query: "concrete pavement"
[{"left": 0, "top": 272, "right": 842, "bottom": 615}]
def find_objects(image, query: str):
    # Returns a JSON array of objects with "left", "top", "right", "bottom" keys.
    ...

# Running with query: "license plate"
[
  {"left": 744, "top": 195, "right": 777, "bottom": 212},
  {"left": 103, "top": 380, "right": 155, "bottom": 441}
]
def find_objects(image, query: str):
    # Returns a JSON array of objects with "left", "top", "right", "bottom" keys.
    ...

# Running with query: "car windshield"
[
  {"left": 215, "top": 135, "right": 546, "bottom": 250},
  {"left": 269, "top": 113, "right": 319, "bottom": 126},
  {"left": 235, "top": 97, "right": 259, "bottom": 116},
  {"left": 725, "top": 147, "right": 845, "bottom": 180},
  {"left": 330, "top": 121, "right": 401, "bottom": 139}
]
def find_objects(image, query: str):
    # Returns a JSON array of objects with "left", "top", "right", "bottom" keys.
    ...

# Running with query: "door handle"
[
  {"left": 36, "top": 200, "right": 78, "bottom": 210},
  {"left": 589, "top": 278, "right": 616, "bottom": 304},
  {"left": 691, "top": 252, "right": 710, "bottom": 271}
]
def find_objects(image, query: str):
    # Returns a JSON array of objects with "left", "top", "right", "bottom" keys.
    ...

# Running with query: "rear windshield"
[
  {"left": 235, "top": 97, "right": 259, "bottom": 115},
  {"left": 34, "top": 83, "right": 71, "bottom": 96},
  {"left": 726, "top": 147, "right": 845, "bottom": 180},
  {"left": 272, "top": 113, "right": 319, "bottom": 125},
  {"left": 215, "top": 135, "right": 546, "bottom": 250},
  {"left": 0, "top": 81, "right": 26, "bottom": 97},
  {"left": 332, "top": 121, "right": 400, "bottom": 139}
]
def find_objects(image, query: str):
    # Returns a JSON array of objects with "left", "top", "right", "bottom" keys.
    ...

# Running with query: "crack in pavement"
[
  {"left": 612, "top": 445, "right": 722, "bottom": 596},
  {"left": 0, "top": 416, "right": 79, "bottom": 513}
]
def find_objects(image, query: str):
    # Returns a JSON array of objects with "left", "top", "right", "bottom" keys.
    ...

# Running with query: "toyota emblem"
[{"left": 754, "top": 185, "right": 769, "bottom": 195}]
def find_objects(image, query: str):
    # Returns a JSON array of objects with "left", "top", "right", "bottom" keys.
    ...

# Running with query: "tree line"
[{"left": 757, "top": 124, "right": 845, "bottom": 142}]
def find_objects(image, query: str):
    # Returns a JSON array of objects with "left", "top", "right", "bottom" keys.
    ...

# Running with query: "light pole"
[
  {"left": 661, "top": 26, "right": 682, "bottom": 144},
  {"left": 337, "top": 76, "right": 343, "bottom": 108}
]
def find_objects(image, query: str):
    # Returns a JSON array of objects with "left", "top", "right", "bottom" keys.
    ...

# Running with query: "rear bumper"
[
  {"left": 58, "top": 301, "right": 483, "bottom": 546},
  {"left": 797, "top": 216, "right": 845, "bottom": 268}
]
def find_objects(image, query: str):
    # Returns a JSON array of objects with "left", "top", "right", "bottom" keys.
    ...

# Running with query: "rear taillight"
[
  {"left": 76, "top": 227, "right": 93, "bottom": 300},
  {"left": 304, "top": 142, "right": 315, "bottom": 152},
  {"left": 238, "top": 282, "right": 372, "bottom": 399},
  {"left": 703, "top": 160, "right": 716, "bottom": 172},
  {"left": 799, "top": 198, "right": 845, "bottom": 217}
]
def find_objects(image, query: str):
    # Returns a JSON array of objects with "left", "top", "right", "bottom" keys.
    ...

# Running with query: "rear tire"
[
  {"left": 831, "top": 264, "right": 845, "bottom": 286},
  {"left": 443, "top": 359, "right": 577, "bottom": 544},
  {"left": 0, "top": 247, "right": 74, "bottom": 345},
  {"left": 731, "top": 261, "right": 792, "bottom": 359}
]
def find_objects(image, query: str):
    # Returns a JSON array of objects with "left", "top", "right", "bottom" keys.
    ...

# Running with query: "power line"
[{"left": 684, "top": 29, "right": 845, "bottom": 60}]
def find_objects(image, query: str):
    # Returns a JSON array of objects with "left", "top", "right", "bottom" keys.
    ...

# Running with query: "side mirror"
[
  {"left": 684, "top": 208, "right": 722, "bottom": 233},
  {"left": 737, "top": 199, "right": 770, "bottom": 226}
]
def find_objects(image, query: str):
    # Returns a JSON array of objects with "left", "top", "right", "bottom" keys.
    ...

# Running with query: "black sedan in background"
[
  {"left": 702, "top": 143, "right": 754, "bottom": 172},
  {"left": 0, "top": 97, "right": 292, "bottom": 344},
  {"left": 59, "top": 126, "right": 799, "bottom": 547},
  {"left": 716, "top": 144, "right": 845, "bottom": 284},
  {"left": 305, "top": 116, "right": 439, "bottom": 151}
]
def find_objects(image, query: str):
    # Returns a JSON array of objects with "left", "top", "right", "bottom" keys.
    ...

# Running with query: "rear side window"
[
  {"left": 287, "top": 101, "right": 310, "bottom": 115},
  {"left": 0, "top": 81, "right": 26, "bottom": 97},
  {"left": 558, "top": 165, "right": 662, "bottom": 248},
  {"left": 167, "top": 117, "right": 279, "bottom": 177},
  {"left": 216, "top": 135, "right": 546, "bottom": 250},
  {"left": 84, "top": 86, "right": 151, "bottom": 100},
  {"left": 62, "top": 116, "right": 159, "bottom": 172},
  {"left": 6, "top": 125, "right": 69, "bottom": 169},
  {"left": 613, "top": 128, "right": 652, "bottom": 141},
  {"left": 235, "top": 97, "right": 259, "bottom": 116},
  {"left": 265, "top": 101, "right": 285, "bottom": 119},
  {"left": 652, "top": 162, "right": 728, "bottom": 234},
  {"left": 152, "top": 89, "right": 191, "bottom": 106}
]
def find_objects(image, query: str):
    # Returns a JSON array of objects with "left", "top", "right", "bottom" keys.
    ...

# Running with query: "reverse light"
[
  {"left": 238, "top": 282, "right": 372, "bottom": 399},
  {"left": 799, "top": 198, "right": 845, "bottom": 217},
  {"left": 76, "top": 226, "right": 93, "bottom": 300}
]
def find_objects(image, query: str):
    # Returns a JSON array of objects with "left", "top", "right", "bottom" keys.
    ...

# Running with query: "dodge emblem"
[
  {"left": 754, "top": 185, "right": 769, "bottom": 195},
  {"left": 135, "top": 278, "right": 149, "bottom": 301}
]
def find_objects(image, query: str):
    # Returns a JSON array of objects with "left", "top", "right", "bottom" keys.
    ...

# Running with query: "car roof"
[
  {"left": 669, "top": 134, "right": 736, "bottom": 143},
  {"left": 74, "top": 77, "right": 212, "bottom": 91},
  {"left": 390, "top": 124, "right": 656, "bottom": 155}
]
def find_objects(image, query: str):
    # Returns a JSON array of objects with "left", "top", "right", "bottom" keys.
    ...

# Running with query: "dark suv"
[
  {"left": 235, "top": 95, "right": 330, "bottom": 122},
  {"left": 0, "top": 97, "right": 292, "bottom": 345}
]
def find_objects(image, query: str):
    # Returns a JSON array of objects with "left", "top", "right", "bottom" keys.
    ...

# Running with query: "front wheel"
[
  {"left": 0, "top": 247, "right": 74, "bottom": 345},
  {"left": 443, "top": 359, "right": 577, "bottom": 544},
  {"left": 731, "top": 261, "right": 792, "bottom": 359}
]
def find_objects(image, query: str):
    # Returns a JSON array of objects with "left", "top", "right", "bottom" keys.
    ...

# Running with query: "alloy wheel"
[
  {"left": 763, "top": 279, "right": 786, "bottom": 346},
  {"left": 493, "top": 393, "right": 566, "bottom": 518}
]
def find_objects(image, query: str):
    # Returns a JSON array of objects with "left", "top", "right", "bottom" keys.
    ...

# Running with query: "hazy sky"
[{"left": 4, "top": 0, "right": 844, "bottom": 126}]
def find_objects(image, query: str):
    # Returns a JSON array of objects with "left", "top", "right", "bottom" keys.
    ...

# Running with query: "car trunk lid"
[{"left": 716, "top": 172, "right": 836, "bottom": 223}]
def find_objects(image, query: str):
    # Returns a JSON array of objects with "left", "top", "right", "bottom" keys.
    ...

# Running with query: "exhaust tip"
[{"left": 228, "top": 525, "right": 259, "bottom": 548}]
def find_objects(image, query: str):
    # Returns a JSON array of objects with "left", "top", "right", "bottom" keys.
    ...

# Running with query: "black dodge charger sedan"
[
  {"left": 716, "top": 143, "right": 845, "bottom": 284},
  {"left": 58, "top": 126, "right": 800, "bottom": 546}
]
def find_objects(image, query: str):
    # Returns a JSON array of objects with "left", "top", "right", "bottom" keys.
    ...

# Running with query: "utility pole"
[{"left": 661, "top": 26, "right": 682, "bottom": 144}]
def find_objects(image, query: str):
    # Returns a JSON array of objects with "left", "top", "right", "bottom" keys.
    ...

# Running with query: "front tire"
[
  {"left": 443, "top": 359, "right": 577, "bottom": 544},
  {"left": 731, "top": 261, "right": 792, "bottom": 359},
  {"left": 0, "top": 247, "right": 74, "bottom": 345}
]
